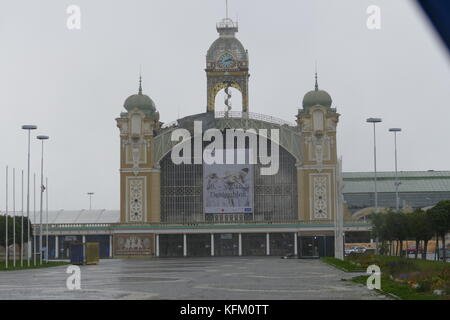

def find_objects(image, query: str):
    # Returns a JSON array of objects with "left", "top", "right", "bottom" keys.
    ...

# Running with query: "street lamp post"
[
  {"left": 389, "top": 128, "right": 402, "bottom": 211},
  {"left": 37, "top": 135, "right": 49, "bottom": 264},
  {"left": 22, "top": 125, "right": 37, "bottom": 266},
  {"left": 87, "top": 192, "right": 94, "bottom": 211},
  {"left": 45, "top": 177, "right": 49, "bottom": 263},
  {"left": 21, "top": 170, "right": 24, "bottom": 266},
  {"left": 13, "top": 168, "right": 16, "bottom": 267},
  {"left": 367, "top": 118, "right": 382, "bottom": 255},
  {"left": 366, "top": 118, "right": 382, "bottom": 212},
  {"left": 5, "top": 166, "right": 9, "bottom": 269},
  {"left": 33, "top": 173, "right": 36, "bottom": 265}
]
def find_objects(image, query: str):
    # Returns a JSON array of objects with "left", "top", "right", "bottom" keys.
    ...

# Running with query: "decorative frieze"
[
  {"left": 127, "top": 177, "right": 146, "bottom": 222},
  {"left": 311, "top": 175, "right": 329, "bottom": 219},
  {"left": 114, "top": 234, "right": 153, "bottom": 256}
]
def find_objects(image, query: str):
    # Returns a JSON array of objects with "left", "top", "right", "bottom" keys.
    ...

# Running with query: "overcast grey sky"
[{"left": 0, "top": 0, "right": 449, "bottom": 210}]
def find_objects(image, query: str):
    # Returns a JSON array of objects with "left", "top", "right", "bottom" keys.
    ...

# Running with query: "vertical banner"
[{"left": 203, "top": 163, "right": 253, "bottom": 214}]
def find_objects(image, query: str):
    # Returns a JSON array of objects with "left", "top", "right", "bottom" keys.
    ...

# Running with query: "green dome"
[
  {"left": 302, "top": 73, "right": 332, "bottom": 109},
  {"left": 124, "top": 78, "right": 160, "bottom": 121},
  {"left": 302, "top": 89, "right": 332, "bottom": 109}
]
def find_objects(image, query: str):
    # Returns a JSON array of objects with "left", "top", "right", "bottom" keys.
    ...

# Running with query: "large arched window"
[{"left": 160, "top": 134, "right": 298, "bottom": 223}]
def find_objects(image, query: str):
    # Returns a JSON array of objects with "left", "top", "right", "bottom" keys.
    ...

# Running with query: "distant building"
[{"left": 343, "top": 171, "right": 450, "bottom": 219}]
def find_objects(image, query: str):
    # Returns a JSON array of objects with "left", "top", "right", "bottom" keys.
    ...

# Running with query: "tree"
[
  {"left": 428, "top": 200, "right": 450, "bottom": 261},
  {"left": 408, "top": 209, "right": 434, "bottom": 259},
  {"left": 394, "top": 211, "right": 409, "bottom": 257},
  {"left": 0, "top": 215, "right": 30, "bottom": 247},
  {"left": 368, "top": 212, "right": 390, "bottom": 255}
]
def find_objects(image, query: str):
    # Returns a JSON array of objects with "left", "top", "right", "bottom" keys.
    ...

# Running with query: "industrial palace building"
[{"left": 31, "top": 17, "right": 450, "bottom": 260}]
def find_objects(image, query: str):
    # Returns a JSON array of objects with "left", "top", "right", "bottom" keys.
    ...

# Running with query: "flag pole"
[
  {"left": 13, "top": 168, "right": 16, "bottom": 267},
  {"left": 45, "top": 177, "right": 49, "bottom": 263},
  {"left": 5, "top": 166, "right": 9, "bottom": 269},
  {"left": 33, "top": 173, "right": 36, "bottom": 266},
  {"left": 21, "top": 170, "right": 24, "bottom": 266}
]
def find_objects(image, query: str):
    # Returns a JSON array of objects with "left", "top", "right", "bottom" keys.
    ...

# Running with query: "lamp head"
[
  {"left": 22, "top": 125, "right": 37, "bottom": 130},
  {"left": 389, "top": 128, "right": 402, "bottom": 132},
  {"left": 37, "top": 135, "right": 49, "bottom": 140},
  {"left": 366, "top": 118, "right": 382, "bottom": 123}
]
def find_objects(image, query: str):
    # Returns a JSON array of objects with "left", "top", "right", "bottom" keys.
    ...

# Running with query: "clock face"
[{"left": 218, "top": 53, "right": 235, "bottom": 68}]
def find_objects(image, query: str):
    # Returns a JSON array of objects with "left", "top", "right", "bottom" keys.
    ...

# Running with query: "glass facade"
[{"left": 160, "top": 138, "right": 298, "bottom": 224}]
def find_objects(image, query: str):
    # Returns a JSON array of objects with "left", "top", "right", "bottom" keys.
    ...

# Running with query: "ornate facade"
[{"left": 114, "top": 17, "right": 345, "bottom": 258}]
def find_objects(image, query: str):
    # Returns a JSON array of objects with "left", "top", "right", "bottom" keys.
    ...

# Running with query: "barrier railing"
[
  {"left": 215, "top": 111, "right": 297, "bottom": 127},
  {"left": 33, "top": 220, "right": 370, "bottom": 231}
]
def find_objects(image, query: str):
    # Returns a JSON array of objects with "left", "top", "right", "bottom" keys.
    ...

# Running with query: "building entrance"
[{"left": 300, "top": 236, "right": 319, "bottom": 258}]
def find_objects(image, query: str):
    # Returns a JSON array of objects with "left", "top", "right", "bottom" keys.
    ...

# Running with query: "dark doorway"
[
  {"left": 159, "top": 234, "right": 184, "bottom": 257},
  {"left": 270, "top": 233, "right": 295, "bottom": 256},
  {"left": 299, "top": 236, "right": 335, "bottom": 258},
  {"left": 187, "top": 234, "right": 211, "bottom": 257},
  {"left": 214, "top": 233, "right": 239, "bottom": 256},
  {"left": 300, "top": 236, "right": 319, "bottom": 258},
  {"left": 242, "top": 233, "right": 266, "bottom": 256}
]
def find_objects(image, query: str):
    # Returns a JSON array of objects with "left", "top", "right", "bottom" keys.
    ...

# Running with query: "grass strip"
[
  {"left": 321, "top": 257, "right": 366, "bottom": 272},
  {"left": 351, "top": 275, "right": 441, "bottom": 300},
  {"left": 0, "top": 260, "right": 69, "bottom": 271}
]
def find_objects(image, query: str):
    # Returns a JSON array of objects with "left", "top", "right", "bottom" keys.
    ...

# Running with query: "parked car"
[
  {"left": 344, "top": 247, "right": 355, "bottom": 256},
  {"left": 353, "top": 246, "right": 367, "bottom": 254},
  {"left": 407, "top": 245, "right": 422, "bottom": 255},
  {"left": 344, "top": 246, "right": 367, "bottom": 256}
]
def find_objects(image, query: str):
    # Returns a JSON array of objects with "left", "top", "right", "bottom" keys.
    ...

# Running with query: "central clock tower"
[{"left": 206, "top": 18, "right": 249, "bottom": 113}]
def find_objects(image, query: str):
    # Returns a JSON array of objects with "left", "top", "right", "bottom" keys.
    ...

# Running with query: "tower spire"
[
  {"left": 315, "top": 62, "right": 319, "bottom": 91},
  {"left": 138, "top": 65, "right": 143, "bottom": 94},
  {"left": 226, "top": 0, "right": 229, "bottom": 20},
  {"left": 315, "top": 72, "right": 318, "bottom": 91}
]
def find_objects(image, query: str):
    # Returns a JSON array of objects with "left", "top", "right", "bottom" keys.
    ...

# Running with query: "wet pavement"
[{"left": 0, "top": 257, "right": 389, "bottom": 300}]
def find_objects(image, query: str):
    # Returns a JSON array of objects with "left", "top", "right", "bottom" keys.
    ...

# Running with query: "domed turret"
[
  {"left": 205, "top": 17, "right": 250, "bottom": 113},
  {"left": 302, "top": 73, "right": 332, "bottom": 109},
  {"left": 206, "top": 18, "right": 248, "bottom": 68},
  {"left": 124, "top": 77, "right": 160, "bottom": 121}
]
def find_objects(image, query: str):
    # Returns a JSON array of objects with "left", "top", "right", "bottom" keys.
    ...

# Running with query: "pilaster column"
[
  {"left": 294, "top": 233, "right": 298, "bottom": 255},
  {"left": 109, "top": 235, "right": 113, "bottom": 258},
  {"left": 156, "top": 234, "right": 160, "bottom": 257},
  {"left": 149, "top": 169, "right": 161, "bottom": 223},
  {"left": 55, "top": 235, "right": 59, "bottom": 259},
  {"left": 238, "top": 233, "right": 242, "bottom": 256}
]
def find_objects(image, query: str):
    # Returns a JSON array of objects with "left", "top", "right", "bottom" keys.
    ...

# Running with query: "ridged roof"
[
  {"left": 343, "top": 171, "right": 450, "bottom": 193},
  {"left": 29, "top": 210, "right": 120, "bottom": 224}
]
